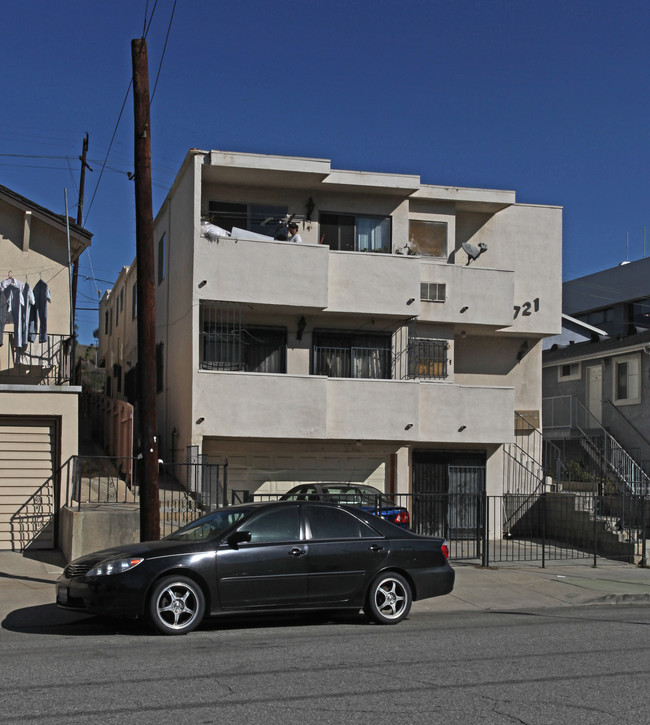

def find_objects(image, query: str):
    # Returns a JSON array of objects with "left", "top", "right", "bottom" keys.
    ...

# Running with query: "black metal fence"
[
  {"left": 254, "top": 490, "right": 648, "bottom": 566},
  {"left": 12, "top": 452, "right": 649, "bottom": 565},
  {"left": 405, "top": 491, "right": 647, "bottom": 566},
  {"left": 62, "top": 456, "right": 228, "bottom": 538}
]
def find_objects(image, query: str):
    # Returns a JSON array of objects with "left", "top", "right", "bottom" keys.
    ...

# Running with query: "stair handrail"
[
  {"left": 603, "top": 399, "right": 650, "bottom": 463},
  {"left": 574, "top": 399, "right": 650, "bottom": 495}
]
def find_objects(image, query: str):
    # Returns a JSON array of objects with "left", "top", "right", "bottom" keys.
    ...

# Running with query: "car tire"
[
  {"left": 148, "top": 576, "right": 205, "bottom": 635},
  {"left": 364, "top": 572, "right": 412, "bottom": 625}
]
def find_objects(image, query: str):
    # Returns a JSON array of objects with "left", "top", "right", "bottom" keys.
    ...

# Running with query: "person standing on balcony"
[{"left": 287, "top": 222, "right": 302, "bottom": 244}]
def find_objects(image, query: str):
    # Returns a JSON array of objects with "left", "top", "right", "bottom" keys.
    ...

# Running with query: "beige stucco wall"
[
  {"left": 0, "top": 198, "right": 79, "bottom": 340},
  {"left": 455, "top": 204, "right": 562, "bottom": 336},
  {"left": 454, "top": 336, "right": 543, "bottom": 413}
]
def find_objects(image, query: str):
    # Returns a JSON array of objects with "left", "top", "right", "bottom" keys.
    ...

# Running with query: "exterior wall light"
[
  {"left": 198, "top": 280, "right": 207, "bottom": 289},
  {"left": 195, "top": 417, "right": 204, "bottom": 424},
  {"left": 407, "top": 298, "right": 415, "bottom": 305},
  {"left": 405, "top": 423, "right": 413, "bottom": 430},
  {"left": 458, "top": 425, "right": 466, "bottom": 432},
  {"left": 460, "top": 306, "right": 468, "bottom": 313}
]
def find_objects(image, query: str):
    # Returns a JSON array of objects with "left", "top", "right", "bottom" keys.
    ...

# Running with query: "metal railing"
[
  {"left": 1, "top": 333, "right": 73, "bottom": 384},
  {"left": 313, "top": 345, "right": 391, "bottom": 379},
  {"left": 9, "top": 465, "right": 59, "bottom": 552},
  {"left": 543, "top": 395, "right": 650, "bottom": 495}
]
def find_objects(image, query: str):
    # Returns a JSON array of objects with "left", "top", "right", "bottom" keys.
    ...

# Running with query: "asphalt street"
[
  {"left": 1, "top": 550, "right": 649, "bottom": 724},
  {"left": 1, "top": 603, "right": 649, "bottom": 724}
]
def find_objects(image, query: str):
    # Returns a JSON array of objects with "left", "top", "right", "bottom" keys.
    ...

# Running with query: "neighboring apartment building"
[
  {"left": 543, "top": 257, "right": 650, "bottom": 478},
  {"left": 0, "top": 184, "right": 92, "bottom": 550},
  {"left": 99, "top": 150, "right": 562, "bottom": 504}
]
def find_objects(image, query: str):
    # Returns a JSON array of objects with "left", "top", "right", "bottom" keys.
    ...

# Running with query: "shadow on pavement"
[{"left": 2, "top": 605, "right": 368, "bottom": 637}]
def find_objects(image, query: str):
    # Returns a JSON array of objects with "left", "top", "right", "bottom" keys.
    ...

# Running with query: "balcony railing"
[
  {"left": 0, "top": 333, "right": 73, "bottom": 385},
  {"left": 313, "top": 345, "right": 391, "bottom": 379}
]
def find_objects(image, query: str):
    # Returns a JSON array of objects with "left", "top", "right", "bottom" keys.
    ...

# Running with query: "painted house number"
[{"left": 513, "top": 297, "right": 540, "bottom": 319}]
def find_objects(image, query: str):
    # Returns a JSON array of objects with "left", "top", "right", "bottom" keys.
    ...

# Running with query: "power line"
[
  {"left": 83, "top": 80, "right": 132, "bottom": 226},
  {"left": 151, "top": 0, "right": 177, "bottom": 103}
]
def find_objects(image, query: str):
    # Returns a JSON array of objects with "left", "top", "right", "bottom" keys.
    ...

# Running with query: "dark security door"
[
  {"left": 216, "top": 505, "right": 309, "bottom": 609},
  {"left": 303, "top": 505, "right": 388, "bottom": 605}
]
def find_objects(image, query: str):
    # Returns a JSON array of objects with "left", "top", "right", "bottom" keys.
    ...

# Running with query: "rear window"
[{"left": 305, "top": 506, "right": 380, "bottom": 540}]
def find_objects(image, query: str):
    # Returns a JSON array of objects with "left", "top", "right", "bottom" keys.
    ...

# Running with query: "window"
[
  {"left": 409, "top": 220, "right": 447, "bottom": 257},
  {"left": 158, "top": 234, "right": 166, "bottom": 284},
  {"left": 631, "top": 297, "right": 650, "bottom": 328},
  {"left": 558, "top": 362, "right": 581, "bottom": 382},
  {"left": 283, "top": 486, "right": 319, "bottom": 501},
  {"left": 305, "top": 506, "right": 378, "bottom": 540},
  {"left": 613, "top": 354, "right": 641, "bottom": 405},
  {"left": 320, "top": 212, "right": 391, "bottom": 253},
  {"left": 313, "top": 330, "right": 392, "bottom": 379},
  {"left": 407, "top": 338, "right": 448, "bottom": 379},
  {"left": 132, "top": 283, "right": 137, "bottom": 319},
  {"left": 104, "top": 310, "right": 109, "bottom": 335},
  {"left": 242, "top": 506, "right": 301, "bottom": 543},
  {"left": 208, "top": 202, "right": 288, "bottom": 237},
  {"left": 115, "top": 292, "right": 120, "bottom": 326},
  {"left": 420, "top": 282, "right": 446, "bottom": 302},
  {"left": 201, "top": 323, "right": 287, "bottom": 373}
]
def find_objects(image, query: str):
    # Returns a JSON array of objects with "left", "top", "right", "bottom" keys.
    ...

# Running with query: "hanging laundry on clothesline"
[{"left": 29, "top": 278, "right": 51, "bottom": 343}]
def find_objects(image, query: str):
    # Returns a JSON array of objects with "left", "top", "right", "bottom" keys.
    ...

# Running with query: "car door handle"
[
  {"left": 289, "top": 548, "right": 306, "bottom": 557},
  {"left": 369, "top": 544, "right": 384, "bottom": 552}
]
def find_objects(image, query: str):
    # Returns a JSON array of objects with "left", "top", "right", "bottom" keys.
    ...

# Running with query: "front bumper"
[{"left": 56, "top": 574, "right": 144, "bottom": 618}]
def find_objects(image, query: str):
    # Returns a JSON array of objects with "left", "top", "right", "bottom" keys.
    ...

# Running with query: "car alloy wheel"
[
  {"left": 364, "top": 572, "right": 412, "bottom": 624},
  {"left": 149, "top": 576, "right": 205, "bottom": 635}
]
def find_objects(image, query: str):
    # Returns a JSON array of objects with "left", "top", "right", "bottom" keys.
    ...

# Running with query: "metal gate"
[{"left": 411, "top": 459, "right": 485, "bottom": 559}]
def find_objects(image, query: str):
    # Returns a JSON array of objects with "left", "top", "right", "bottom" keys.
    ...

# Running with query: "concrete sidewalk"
[{"left": 1, "top": 550, "right": 649, "bottom": 626}]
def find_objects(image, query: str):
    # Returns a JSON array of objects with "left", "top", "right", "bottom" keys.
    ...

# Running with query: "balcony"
[
  {"left": 194, "top": 235, "right": 329, "bottom": 310},
  {"left": 326, "top": 251, "right": 420, "bottom": 316},
  {"left": 0, "top": 334, "right": 73, "bottom": 385},
  {"left": 195, "top": 370, "right": 513, "bottom": 445},
  {"left": 419, "top": 261, "right": 515, "bottom": 328}
]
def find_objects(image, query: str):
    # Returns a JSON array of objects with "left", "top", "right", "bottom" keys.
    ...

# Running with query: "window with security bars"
[
  {"left": 420, "top": 282, "right": 446, "bottom": 302},
  {"left": 313, "top": 331, "right": 392, "bottom": 379},
  {"left": 407, "top": 338, "right": 448, "bottom": 379},
  {"left": 200, "top": 303, "right": 287, "bottom": 373}
]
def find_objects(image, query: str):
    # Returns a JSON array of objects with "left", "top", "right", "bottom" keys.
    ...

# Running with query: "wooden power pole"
[
  {"left": 72, "top": 132, "right": 91, "bottom": 326},
  {"left": 132, "top": 37, "right": 160, "bottom": 541}
]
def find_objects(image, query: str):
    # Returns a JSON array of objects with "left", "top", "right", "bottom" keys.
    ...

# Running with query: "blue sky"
[{"left": 2, "top": 0, "right": 649, "bottom": 343}]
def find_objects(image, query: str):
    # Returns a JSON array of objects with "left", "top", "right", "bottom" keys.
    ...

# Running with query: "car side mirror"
[{"left": 227, "top": 530, "right": 252, "bottom": 549}]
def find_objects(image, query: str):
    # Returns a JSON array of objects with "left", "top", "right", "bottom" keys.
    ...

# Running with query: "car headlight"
[{"left": 87, "top": 558, "right": 144, "bottom": 577}]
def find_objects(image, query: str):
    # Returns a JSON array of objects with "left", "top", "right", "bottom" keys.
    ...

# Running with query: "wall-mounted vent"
[{"left": 420, "top": 282, "right": 446, "bottom": 302}]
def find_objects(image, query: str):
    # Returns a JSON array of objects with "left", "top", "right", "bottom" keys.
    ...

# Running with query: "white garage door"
[
  {"left": 201, "top": 440, "right": 391, "bottom": 498},
  {"left": 0, "top": 418, "right": 56, "bottom": 550}
]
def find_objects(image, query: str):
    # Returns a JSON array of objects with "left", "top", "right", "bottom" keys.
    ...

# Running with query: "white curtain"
[{"left": 356, "top": 217, "right": 390, "bottom": 252}]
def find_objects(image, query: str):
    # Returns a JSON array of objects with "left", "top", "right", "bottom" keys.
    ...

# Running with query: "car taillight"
[
  {"left": 394, "top": 511, "right": 410, "bottom": 525},
  {"left": 441, "top": 541, "right": 450, "bottom": 559}
]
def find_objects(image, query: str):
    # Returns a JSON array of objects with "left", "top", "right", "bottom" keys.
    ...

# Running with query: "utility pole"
[
  {"left": 132, "top": 37, "right": 160, "bottom": 541},
  {"left": 72, "top": 133, "right": 91, "bottom": 383},
  {"left": 72, "top": 132, "right": 91, "bottom": 325}
]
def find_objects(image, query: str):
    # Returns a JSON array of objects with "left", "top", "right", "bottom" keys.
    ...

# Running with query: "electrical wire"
[
  {"left": 151, "top": 0, "right": 177, "bottom": 104},
  {"left": 83, "top": 81, "right": 132, "bottom": 227}
]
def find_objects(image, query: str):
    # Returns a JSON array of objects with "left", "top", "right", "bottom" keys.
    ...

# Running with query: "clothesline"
[{"left": 2, "top": 264, "right": 60, "bottom": 285}]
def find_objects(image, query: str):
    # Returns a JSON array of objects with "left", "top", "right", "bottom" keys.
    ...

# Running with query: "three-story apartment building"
[{"left": 99, "top": 150, "right": 562, "bottom": 503}]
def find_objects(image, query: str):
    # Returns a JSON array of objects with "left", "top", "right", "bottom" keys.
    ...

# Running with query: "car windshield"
[{"left": 165, "top": 508, "right": 253, "bottom": 542}]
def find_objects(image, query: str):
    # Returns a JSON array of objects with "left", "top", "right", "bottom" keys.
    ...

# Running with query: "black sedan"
[
  {"left": 56, "top": 500, "right": 454, "bottom": 635},
  {"left": 280, "top": 483, "right": 411, "bottom": 528}
]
